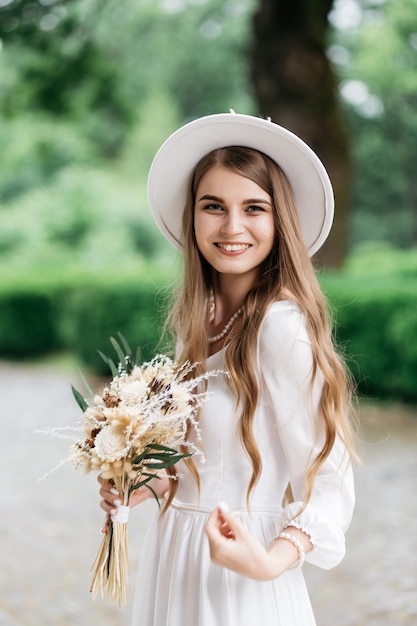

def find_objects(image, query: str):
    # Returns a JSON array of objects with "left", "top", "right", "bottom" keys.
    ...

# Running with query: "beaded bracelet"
[{"left": 274, "top": 531, "right": 306, "bottom": 570}]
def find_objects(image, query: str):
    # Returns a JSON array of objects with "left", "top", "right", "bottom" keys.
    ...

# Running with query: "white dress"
[{"left": 132, "top": 301, "right": 355, "bottom": 626}]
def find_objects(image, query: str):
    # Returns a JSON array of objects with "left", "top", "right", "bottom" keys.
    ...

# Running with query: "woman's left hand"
[{"left": 205, "top": 506, "right": 285, "bottom": 581}]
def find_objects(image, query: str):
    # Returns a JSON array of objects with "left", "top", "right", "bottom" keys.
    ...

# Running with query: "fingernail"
[
  {"left": 110, "top": 488, "right": 119, "bottom": 495},
  {"left": 114, "top": 499, "right": 121, "bottom": 506},
  {"left": 100, "top": 526, "right": 107, "bottom": 534},
  {"left": 218, "top": 501, "right": 230, "bottom": 514},
  {"left": 110, "top": 508, "right": 117, "bottom": 515}
]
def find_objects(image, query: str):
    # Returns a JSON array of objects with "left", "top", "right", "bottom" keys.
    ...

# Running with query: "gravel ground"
[{"left": 0, "top": 360, "right": 416, "bottom": 625}]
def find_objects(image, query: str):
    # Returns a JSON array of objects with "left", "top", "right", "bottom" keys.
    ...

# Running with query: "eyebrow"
[{"left": 197, "top": 194, "right": 272, "bottom": 205}]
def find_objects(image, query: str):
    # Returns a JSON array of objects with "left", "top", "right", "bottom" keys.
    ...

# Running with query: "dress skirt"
[{"left": 131, "top": 500, "right": 316, "bottom": 626}]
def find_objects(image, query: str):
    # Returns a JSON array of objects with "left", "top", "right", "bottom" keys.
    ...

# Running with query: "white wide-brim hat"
[{"left": 147, "top": 112, "right": 334, "bottom": 256}]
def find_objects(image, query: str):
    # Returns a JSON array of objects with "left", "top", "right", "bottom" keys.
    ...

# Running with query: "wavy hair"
[{"left": 162, "top": 146, "right": 356, "bottom": 513}]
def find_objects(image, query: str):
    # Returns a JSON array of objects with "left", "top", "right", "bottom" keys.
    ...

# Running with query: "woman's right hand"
[
  {"left": 97, "top": 476, "right": 151, "bottom": 533},
  {"left": 97, "top": 474, "right": 170, "bottom": 532}
]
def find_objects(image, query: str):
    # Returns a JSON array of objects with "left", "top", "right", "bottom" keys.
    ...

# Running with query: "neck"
[{"left": 211, "top": 272, "right": 256, "bottom": 318}]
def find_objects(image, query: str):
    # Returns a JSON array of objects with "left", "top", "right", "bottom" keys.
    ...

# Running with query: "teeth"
[{"left": 217, "top": 243, "right": 250, "bottom": 252}]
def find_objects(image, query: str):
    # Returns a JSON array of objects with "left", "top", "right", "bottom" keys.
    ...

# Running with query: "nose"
[{"left": 220, "top": 209, "right": 244, "bottom": 235}]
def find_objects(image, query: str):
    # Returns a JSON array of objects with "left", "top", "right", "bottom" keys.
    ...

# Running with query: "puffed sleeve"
[{"left": 258, "top": 301, "right": 355, "bottom": 570}]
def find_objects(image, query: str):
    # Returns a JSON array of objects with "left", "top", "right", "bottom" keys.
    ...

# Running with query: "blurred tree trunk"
[{"left": 251, "top": 0, "right": 350, "bottom": 267}]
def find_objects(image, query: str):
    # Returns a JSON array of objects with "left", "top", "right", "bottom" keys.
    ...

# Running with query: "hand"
[
  {"left": 205, "top": 506, "right": 285, "bottom": 581},
  {"left": 97, "top": 476, "right": 151, "bottom": 533}
]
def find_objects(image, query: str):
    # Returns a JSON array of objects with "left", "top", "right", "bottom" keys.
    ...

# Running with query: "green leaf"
[
  {"left": 130, "top": 475, "right": 161, "bottom": 508},
  {"left": 139, "top": 471, "right": 161, "bottom": 480},
  {"left": 143, "top": 455, "right": 190, "bottom": 469},
  {"left": 143, "top": 443, "right": 182, "bottom": 455},
  {"left": 132, "top": 449, "right": 149, "bottom": 465},
  {"left": 142, "top": 461, "right": 174, "bottom": 470},
  {"left": 145, "top": 443, "right": 177, "bottom": 452},
  {"left": 110, "top": 334, "right": 136, "bottom": 373},
  {"left": 131, "top": 474, "right": 154, "bottom": 490},
  {"left": 132, "top": 443, "right": 192, "bottom": 466},
  {"left": 141, "top": 452, "right": 178, "bottom": 461},
  {"left": 71, "top": 385, "right": 89, "bottom": 411},
  {"left": 132, "top": 452, "right": 179, "bottom": 466},
  {"left": 117, "top": 332, "right": 133, "bottom": 361},
  {"left": 110, "top": 337, "right": 126, "bottom": 368},
  {"left": 78, "top": 370, "right": 94, "bottom": 399},
  {"left": 145, "top": 483, "right": 160, "bottom": 507},
  {"left": 97, "top": 350, "right": 118, "bottom": 378}
]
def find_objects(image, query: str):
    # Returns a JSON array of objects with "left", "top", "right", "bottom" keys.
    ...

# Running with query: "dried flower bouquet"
[{"left": 45, "top": 335, "right": 220, "bottom": 607}]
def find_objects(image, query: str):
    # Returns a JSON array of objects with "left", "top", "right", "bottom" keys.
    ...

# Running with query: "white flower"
[
  {"left": 94, "top": 426, "right": 130, "bottom": 461},
  {"left": 117, "top": 379, "right": 148, "bottom": 406}
]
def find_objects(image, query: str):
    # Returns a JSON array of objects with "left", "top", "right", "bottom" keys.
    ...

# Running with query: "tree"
[
  {"left": 251, "top": 0, "right": 351, "bottom": 267},
  {"left": 0, "top": 0, "right": 136, "bottom": 156},
  {"left": 0, "top": 0, "right": 256, "bottom": 268},
  {"left": 0, "top": 0, "right": 254, "bottom": 145}
]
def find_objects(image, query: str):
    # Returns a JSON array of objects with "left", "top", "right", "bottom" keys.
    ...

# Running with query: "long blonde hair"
[{"left": 162, "top": 146, "right": 355, "bottom": 512}]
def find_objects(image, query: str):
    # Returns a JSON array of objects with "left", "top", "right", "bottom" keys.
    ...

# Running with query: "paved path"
[{"left": 0, "top": 360, "right": 416, "bottom": 625}]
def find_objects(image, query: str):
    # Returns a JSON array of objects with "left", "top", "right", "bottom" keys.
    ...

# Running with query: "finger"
[
  {"left": 204, "top": 508, "right": 223, "bottom": 538},
  {"left": 98, "top": 479, "right": 118, "bottom": 496},
  {"left": 215, "top": 502, "right": 236, "bottom": 537},
  {"left": 100, "top": 498, "right": 118, "bottom": 515},
  {"left": 97, "top": 475, "right": 118, "bottom": 494},
  {"left": 97, "top": 474, "right": 111, "bottom": 487},
  {"left": 99, "top": 489, "right": 122, "bottom": 509},
  {"left": 205, "top": 507, "right": 238, "bottom": 543},
  {"left": 100, "top": 514, "right": 110, "bottom": 534},
  {"left": 218, "top": 509, "right": 243, "bottom": 539}
]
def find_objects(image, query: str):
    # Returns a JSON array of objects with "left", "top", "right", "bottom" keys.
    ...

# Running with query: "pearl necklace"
[{"left": 208, "top": 306, "right": 244, "bottom": 344}]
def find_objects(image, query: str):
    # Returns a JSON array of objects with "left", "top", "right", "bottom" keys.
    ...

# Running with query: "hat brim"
[{"left": 147, "top": 113, "right": 334, "bottom": 257}]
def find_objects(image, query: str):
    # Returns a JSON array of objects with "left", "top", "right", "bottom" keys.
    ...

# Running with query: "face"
[{"left": 194, "top": 165, "right": 275, "bottom": 285}]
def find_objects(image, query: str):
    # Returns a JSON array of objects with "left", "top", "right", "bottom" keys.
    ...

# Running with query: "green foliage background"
[
  {"left": 0, "top": 0, "right": 416, "bottom": 401},
  {"left": 0, "top": 0, "right": 255, "bottom": 274},
  {"left": 330, "top": 0, "right": 417, "bottom": 247}
]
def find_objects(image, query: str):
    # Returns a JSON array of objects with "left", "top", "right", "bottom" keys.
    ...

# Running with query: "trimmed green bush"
[
  {"left": 0, "top": 253, "right": 416, "bottom": 401},
  {"left": 0, "top": 290, "right": 59, "bottom": 357},
  {"left": 322, "top": 275, "right": 417, "bottom": 402},
  {"left": 58, "top": 276, "right": 173, "bottom": 373},
  {"left": 0, "top": 274, "right": 67, "bottom": 357},
  {"left": 0, "top": 266, "right": 175, "bottom": 367}
]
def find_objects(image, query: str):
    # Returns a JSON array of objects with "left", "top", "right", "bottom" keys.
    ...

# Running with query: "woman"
[{"left": 99, "top": 112, "right": 356, "bottom": 625}]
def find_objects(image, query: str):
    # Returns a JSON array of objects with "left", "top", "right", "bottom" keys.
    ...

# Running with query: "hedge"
[
  {"left": 0, "top": 266, "right": 416, "bottom": 401},
  {"left": 57, "top": 277, "right": 172, "bottom": 373},
  {"left": 0, "top": 276, "right": 66, "bottom": 357},
  {"left": 322, "top": 275, "right": 417, "bottom": 402},
  {"left": 0, "top": 267, "right": 173, "bottom": 370},
  {"left": 0, "top": 290, "right": 59, "bottom": 357}
]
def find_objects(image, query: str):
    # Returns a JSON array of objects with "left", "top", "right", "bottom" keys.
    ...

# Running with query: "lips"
[{"left": 215, "top": 243, "right": 251, "bottom": 252}]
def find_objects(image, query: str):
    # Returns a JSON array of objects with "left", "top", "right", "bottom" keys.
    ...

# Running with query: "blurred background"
[{"left": 0, "top": 0, "right": 416, "bottom": 624}]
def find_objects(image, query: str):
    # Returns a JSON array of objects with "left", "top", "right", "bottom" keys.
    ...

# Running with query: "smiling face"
[{"left": 194, "top": 165, "right": 276, "bottom": 287}]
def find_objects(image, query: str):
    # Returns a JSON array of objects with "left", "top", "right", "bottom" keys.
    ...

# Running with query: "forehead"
[{"left": 196, "top": 165, "right": 271, "bottom": 198}]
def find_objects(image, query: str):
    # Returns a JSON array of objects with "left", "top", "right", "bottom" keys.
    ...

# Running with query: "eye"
[
  {"left": 203, "top": 203, "right": 224, "bottom": 212},
  {"left": 246, "top": 205, "right": 266, "bottom": 213}
]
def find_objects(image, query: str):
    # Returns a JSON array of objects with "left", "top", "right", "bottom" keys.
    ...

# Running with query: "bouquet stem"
[{"left": 90, "top": 509, "right": 129, "bottom": 607}]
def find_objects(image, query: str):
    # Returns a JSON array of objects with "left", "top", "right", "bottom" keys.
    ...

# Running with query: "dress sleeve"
[{"left": 258, "top": 302, "right": 355, "bottom": 570}]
